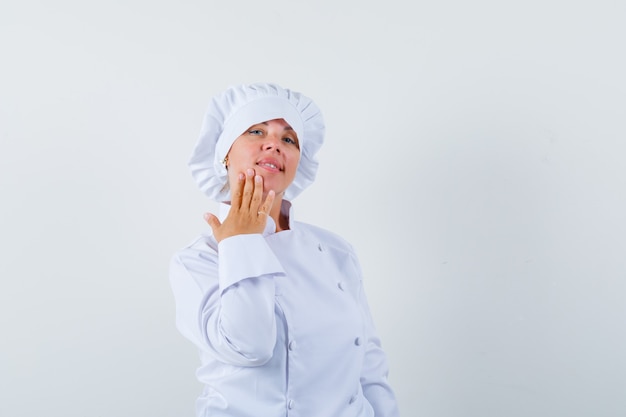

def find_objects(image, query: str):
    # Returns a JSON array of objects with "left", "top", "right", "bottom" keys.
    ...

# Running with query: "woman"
[{"left": 170, "top": 82, "right": 400, "bottom": 417}]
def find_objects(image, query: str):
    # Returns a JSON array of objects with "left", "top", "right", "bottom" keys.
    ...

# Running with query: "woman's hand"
[{"left": 204, "top": 168, "right": 275, "bottom": 243}]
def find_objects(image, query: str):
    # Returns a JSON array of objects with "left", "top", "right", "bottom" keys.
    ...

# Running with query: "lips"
[{"left": 256, "top": 158, "right": 283, "bottom": 172}]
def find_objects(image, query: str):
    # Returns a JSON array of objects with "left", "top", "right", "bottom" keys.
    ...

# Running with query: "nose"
[{"left": 262, "top": 134, "right": 282, "bottom": 153}]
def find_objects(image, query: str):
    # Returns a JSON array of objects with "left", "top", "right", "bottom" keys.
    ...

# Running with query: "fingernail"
[
  {"left": 238, "top": 173, "right": 245, "bottom": 180},
  {"left": 203, "top": 213, "right": 210, "bottom": 221},
  {"left": 246, "top": 168, "right": 254, "bottom": 176},
  {"left": 255, "top": 175, "right": 262, "bottom": 183}
]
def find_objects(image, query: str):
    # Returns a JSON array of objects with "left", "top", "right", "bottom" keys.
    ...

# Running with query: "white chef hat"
[{"left": 188, "top": 82, "right": 325, "bottom": 202}]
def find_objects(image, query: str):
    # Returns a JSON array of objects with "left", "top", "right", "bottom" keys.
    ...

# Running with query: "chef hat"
[{"left": 188, "top": 82, "right": 325, "bottom": 202}]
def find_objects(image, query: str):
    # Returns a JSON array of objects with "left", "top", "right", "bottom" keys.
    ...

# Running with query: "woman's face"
[{"left": 226, "top": 118, "right": 301, "bottom": 198}]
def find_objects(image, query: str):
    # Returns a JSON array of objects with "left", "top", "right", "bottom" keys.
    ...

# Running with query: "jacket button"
[
  {"left": 354, "top": 337, "right": 362, "bottom": 346},
  {"left": 349, "top": 394, "right": 358, "bottom": 404},
  {"left": 288, "top": 340, "right": 296, "bottom": 351},
  {"left": 288, "top": 399, "right": 295, "bottom": 409},
  {"left": 337, "top": 281, "right": 345, "bottom": 291}
]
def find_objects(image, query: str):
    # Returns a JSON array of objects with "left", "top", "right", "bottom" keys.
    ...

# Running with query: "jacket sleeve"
[
  {"left": 351, "top": 251, "right": 401, "bottom": 417},
  {"left": 169, "top": 233, "right": 285, "bottom": 366}
]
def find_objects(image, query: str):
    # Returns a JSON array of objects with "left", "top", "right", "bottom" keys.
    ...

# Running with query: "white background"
[{"left": 1, "top": 0, "right": 625, "bottom": 416}]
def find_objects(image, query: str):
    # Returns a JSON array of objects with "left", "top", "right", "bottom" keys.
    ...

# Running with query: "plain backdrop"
[{"left": 1, "top": 0, "right": 625, "bottom": 416}]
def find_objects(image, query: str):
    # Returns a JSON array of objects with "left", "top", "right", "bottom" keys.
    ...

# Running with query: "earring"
[{"left": 222, "top": 155, "right": 229, "bottom": 168}]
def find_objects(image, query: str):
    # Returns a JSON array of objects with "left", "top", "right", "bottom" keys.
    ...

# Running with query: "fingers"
[
  {"left": 230, "top": 172, "right": 246, "bottom": 207},
  {"left": 249, "top": 172, "right": 275, "bottom": 217},
  {"left": 237, "top": 169, "right": 256, "bottom": 211},
  {"left": 236, "top": 169, "right": 265, "bottom": 212},
  {"left": 250, "top": 174, "right": 265, "bottom": 211},
  {"left": 204, "top": 212, "right": 221, "bottom": 234},
  {"left": 229, "top": 167, "right": 275, "bottom": 219},
  {"left": 258, "top": 189, "right": 275, "bottom": 218},
  {"left": 207, "top": 170, "right": 275, "bottom": 242}
]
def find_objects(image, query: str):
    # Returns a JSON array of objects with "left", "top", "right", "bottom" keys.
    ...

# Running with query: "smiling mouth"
[{"left": 257, "top": 162, "right": 283, "bottom": 172}]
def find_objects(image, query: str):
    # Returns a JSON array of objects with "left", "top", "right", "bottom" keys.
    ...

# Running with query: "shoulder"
[
  {"left": 170, "top": 231, "right": 218, "bottom": 268},
  {"left": 169, "top": 232, "right": 221, "bottom": 296}
]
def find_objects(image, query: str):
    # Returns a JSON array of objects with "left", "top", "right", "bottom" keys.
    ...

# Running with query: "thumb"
[{"left": 204, "top": 213, "right": 221, "bottom": 233}]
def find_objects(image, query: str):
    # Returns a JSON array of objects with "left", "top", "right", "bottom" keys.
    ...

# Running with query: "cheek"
[
  {"left": 290, "top": 153, "right": 301, "bottom": 173},
  {"left": 225, "top": 155, "right": 246, "bottom": 183},
  {"left": 225, "top": 149, "right": 249, "bottom": 173}
]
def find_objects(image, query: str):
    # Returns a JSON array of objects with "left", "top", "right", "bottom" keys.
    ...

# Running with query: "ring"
[{"left": 257, "top": 211, "right": 267, "bottom": 216}]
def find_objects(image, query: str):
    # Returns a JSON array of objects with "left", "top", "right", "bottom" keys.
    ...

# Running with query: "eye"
[
  {"left": 247, "top": 129, "right": 264, "bottom": 135},
  {"left": 282, "top": 136, "right": 299, "bottom": 147}
]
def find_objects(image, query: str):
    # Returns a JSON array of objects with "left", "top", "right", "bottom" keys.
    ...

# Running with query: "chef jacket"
[{"left": 169, "top": 200, "right": 400, "bottom": 417}]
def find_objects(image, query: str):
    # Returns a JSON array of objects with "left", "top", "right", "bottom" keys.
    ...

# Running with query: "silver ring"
[{"left": 257, "top": 211, "right": 267, "bottom": 216}]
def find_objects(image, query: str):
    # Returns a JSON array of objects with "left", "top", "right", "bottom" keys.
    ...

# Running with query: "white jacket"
[{"left": 169, "top": 201, "right": 400, "bottom": 417}]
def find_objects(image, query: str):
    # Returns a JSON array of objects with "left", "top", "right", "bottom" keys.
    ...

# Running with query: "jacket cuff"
[{"left": 217, "top": 233, "right": 285, "bottom": 292}]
